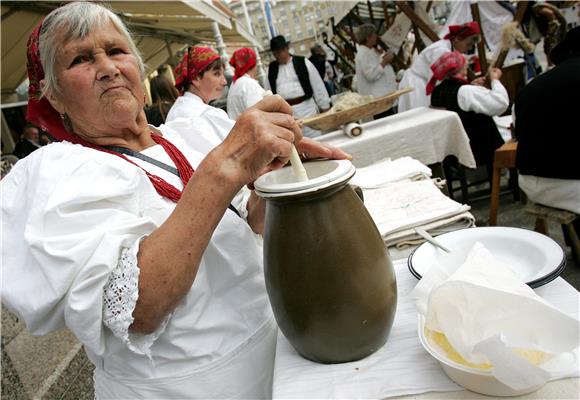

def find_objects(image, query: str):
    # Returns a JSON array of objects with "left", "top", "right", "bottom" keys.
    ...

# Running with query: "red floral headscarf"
[
  {"left": 26, "top": 18, "right": 77, "bottom": 143},
  {"left": 444, "top": 21, "right": 480, "bottom": 40},
  {"left": 426, "top": 51, "right": 467, "bottom": 95},
  {"left": 174, "top": 46, "right": 221, "bottom": 94},
  {"left": 26, "top": 17, "right": 193, "bottom": 202},
  {"left": 229, "top": 47, "right": 257, "bottom": 82}
]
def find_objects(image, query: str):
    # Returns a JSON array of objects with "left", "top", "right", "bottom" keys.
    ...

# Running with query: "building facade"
[{"left": 228, "top": 0, "right": 350, "bottom": 62}]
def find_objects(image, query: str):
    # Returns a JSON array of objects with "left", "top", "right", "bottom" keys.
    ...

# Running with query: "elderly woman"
[
  {"left": 165, "top": 46, "right": 232, "bottom": 142},
  {"left": 429, "top": 51, "right": 508, "bottom": 167},
  {"left": 398, "top": 21, "right": 481, "bottom": 113},
  {"left": 354, "top": 23, "right": 397, "bottom": 119},
  {"left": 227, "top": 47, "right": 266, "bottom": 120},
  {"left": 1, "top": 2, "right": 347, "bottom": 399}
]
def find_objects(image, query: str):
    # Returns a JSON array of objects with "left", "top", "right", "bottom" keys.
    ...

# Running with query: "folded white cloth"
[
  {"left": 386, "top": 213, "right": 475, "bottom": 248},
  {"left": 411, "top": 243, "right": 580, "bottom": 391},
  {"left": 363, "top": 179, "right": 471, "bottom": 242},
  {"left": 350, "top": 156, "right": 432, "bottom": 189}
]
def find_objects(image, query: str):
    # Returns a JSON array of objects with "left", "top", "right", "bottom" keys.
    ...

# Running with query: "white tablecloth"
[
  {"left": 317, "top": 107, "right": 476, "bottom": 169},
  {"left": 272, "top": 258, "right": 579, "bottom": 399}
]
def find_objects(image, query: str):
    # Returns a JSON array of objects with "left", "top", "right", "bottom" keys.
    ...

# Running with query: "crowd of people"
[{"left": 1, "top": 0, "right": 578, "bottom": 398}]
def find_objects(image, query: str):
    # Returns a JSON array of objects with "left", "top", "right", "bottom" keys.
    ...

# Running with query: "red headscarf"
[
  {"left": 174, "top": 46, "right": 221, "bottom": 94},
  {"left": 444, "top": 21, "right": 480, "bottom": 40},
  {"left": 26, "top": 17, "right": 193, "bottom": 202},
  {"left": 426, "top": 51, "right": 467, "bottom": 95},
  {"left": 229, "top": 47, "right": 257, "bottom": 82},
  {"left": 26, "top": 19, "right": 75, "bottom": 143}
]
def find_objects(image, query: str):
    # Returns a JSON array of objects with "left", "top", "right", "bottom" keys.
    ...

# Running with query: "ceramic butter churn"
[{"left": 255, "top": 159, "right": 397, "bottom": 363}]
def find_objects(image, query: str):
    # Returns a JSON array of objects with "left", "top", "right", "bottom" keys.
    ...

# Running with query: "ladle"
[{"left": 263, "top": 90, "right": 309, "bottom": 182}]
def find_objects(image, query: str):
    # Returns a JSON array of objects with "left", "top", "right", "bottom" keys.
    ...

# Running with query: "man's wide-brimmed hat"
[
  {"left": 270, "top": 35, "right": 290, "bottom": 51},
  {"left": 550, "top": 26, "right": 580, "bottom": 65}
]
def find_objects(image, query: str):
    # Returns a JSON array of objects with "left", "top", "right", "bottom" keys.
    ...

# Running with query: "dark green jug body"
[{"left": 262, "top": 182, "right": 397, "bottom": 363}]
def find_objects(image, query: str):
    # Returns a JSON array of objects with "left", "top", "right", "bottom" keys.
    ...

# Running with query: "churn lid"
[{"left": 254, "top": 159, "right": 355, "bottom": 198}]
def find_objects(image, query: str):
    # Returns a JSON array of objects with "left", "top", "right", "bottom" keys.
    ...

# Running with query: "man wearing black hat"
[
  {"left": 266, "top": 35, "right": 330, "bottom": 138},
  {"left": 514, "top": 26, "right": 580, "bottom": 215}
]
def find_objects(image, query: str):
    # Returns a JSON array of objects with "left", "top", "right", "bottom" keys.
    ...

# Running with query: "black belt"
[{"left": 285, "top": 95, "right": 310, "bottom": 106}]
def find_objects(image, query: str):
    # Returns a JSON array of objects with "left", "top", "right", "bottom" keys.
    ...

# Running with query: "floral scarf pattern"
[
  {"left": 174, "top": 46, "right": 220, "bottom": 94},
  {"left": 426, "top": 51, "right": 468, "bottom": 95},
  {"left": 229, "top": 47, "right": 257, "bottom": 82}
]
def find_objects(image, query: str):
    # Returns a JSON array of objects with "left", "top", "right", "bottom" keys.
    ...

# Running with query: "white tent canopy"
[{"left": 1, "top": 0, "right": 261, "bottom": 103}]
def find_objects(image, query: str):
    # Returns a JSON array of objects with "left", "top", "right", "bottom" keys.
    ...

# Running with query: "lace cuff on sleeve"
[{"left": 103, "top": 240, "right": 171, "bottom": 358}]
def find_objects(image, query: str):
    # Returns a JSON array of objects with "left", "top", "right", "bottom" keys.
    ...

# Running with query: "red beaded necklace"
[{"left": 98, "top": 133, "right": 194, "bottom": 203}]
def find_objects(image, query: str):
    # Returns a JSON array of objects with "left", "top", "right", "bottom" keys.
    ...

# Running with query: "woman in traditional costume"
[
  {"left": 0, "top": 2, "right": 347, "bottom": 398},
  {"left": 354, "top": 23, "right": 397, "bottom": 119},
  {"left": 398, "top": 21, "right": 481, "bottom": 113},
  {"left": 227, "top": 47, "right": 266, "bottom": 120},
  {"left": 429, "top": 51, "right": 508, "bottom": 167},
  {"left": 165, "top": 46, "right": 232, "bottom": 142}
]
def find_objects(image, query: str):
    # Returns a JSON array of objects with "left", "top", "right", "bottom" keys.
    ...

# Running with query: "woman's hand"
[
  {"left": 213, "top": 95, "right": 303, "bottom": 189},
  {"left": 381, "top": 51, "right": 394, "bottom": 67},
  {"left": 470, "top": 76, "right": 486, "bottom": 86},
  {"left": 489, "top": 67, "right": 503, "bottom": 81},
  {"left": 246, "top": 191, "right": 266, "bottom": 234},
  {"left": 295, "top": 137, "right": 351, "bottom": 161}
]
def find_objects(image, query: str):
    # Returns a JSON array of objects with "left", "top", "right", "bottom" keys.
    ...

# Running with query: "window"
[
  {"left": 299, "top": 44, "right": 306, "bottom": 52},
  {"left": 307, "top": 26, "right": 314, "bottom": 36},
  {"left": 296, "top": 29, "right": 303, "bottom": 39}
]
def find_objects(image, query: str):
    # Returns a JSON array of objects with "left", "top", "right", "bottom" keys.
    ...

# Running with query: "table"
[
  {"left": 316, "top": 107, "right": 476, "bottom": 169},
  {"left": 272, "top": 257, "right": 579, "bottom": 399}
]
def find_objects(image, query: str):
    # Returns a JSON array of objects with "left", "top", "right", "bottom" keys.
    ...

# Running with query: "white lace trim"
[{"left": 103, "top": 242, "right": 171, "bottom": 359}]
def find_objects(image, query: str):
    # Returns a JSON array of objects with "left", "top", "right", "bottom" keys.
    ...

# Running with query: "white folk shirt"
[
  {"left": 457, "top": 79, "right": 509, "bottom": 116},
  {"left": 227, "top": 74, "right": 266, "bottom": 120},
  {"left": 1, "top": 126, "right": 275, "bottom": 399},
  {"left": 398, "top": 39, "right": 453, "bottom": 112},
  {"left": 265, "top": 57, "right": 331, "bottom": 138},
  {"left": 355, "top": 44, "right": 397, "bottom": 98},
  {"left": 166, "top": 91, "right": 234, "bottom": 142}
]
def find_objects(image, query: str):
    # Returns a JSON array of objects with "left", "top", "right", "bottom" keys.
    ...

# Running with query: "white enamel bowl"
[{"left": 417, "top": 316, "right": 546, "bottom": 397}]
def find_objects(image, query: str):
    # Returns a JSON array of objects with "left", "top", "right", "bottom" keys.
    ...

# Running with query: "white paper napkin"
[{"left": 411, "top": 242, "right": 580, "bottom": 390}]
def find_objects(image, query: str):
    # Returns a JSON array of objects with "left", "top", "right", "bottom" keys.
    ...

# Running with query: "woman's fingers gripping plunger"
[{"left": 219, "top": 95, "right": 303, "bottom": 187}]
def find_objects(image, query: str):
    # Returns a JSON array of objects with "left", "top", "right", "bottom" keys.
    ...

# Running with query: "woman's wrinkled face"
[
  {"left": 43, "top": 21, "right": 144, "bottom": 137},
  {"left": 193, "top": 66, "right": 227, "bottom": 103}
]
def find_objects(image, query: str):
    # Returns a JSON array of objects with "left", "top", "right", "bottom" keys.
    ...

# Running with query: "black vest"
[
  {"left": 268, "top": 56, "right": 313, "bottom": 99},
  {"left": 431, "top": 80, "right": 504, "bottom": 166}
]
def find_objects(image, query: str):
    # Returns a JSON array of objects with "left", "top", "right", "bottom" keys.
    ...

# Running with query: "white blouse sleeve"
[
  {"left": 357, "top": 49, "right": 386, "bottom": 82},
  {"left": 457, "top": 80, "right": 510, "bottom": 116},
  {"left": 103, "top": 241, "right": 171, "bottom": 358},
  {"left": 243, "top": 79, "right": 266, "bottom": 110},
  {"left": 0, "top": 143, "right": 169, "bottom": 357},
  {"left": 305, "top": 58, "right": 331, "bottom": 110}
]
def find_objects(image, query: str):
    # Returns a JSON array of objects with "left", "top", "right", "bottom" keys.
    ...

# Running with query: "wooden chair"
[
  {"left": 525, "top": 202, "right": 580, "bottom": 264},
  {"left": 489, "top": 141, "right": 518, "bottom": 225}
]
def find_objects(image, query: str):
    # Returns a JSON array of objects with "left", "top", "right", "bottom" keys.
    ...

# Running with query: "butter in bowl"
[{"left": 411, "top": 242, "right": 580, "bottom": 396}]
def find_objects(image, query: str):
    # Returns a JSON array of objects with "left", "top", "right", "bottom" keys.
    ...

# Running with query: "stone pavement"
[{"left": 2, "top": 187, "right": 579, "bottom": 399}]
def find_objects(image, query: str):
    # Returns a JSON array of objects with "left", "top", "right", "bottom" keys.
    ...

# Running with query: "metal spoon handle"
[{"left": 414, "top": 228, "right": 451, "bottom": 253}]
